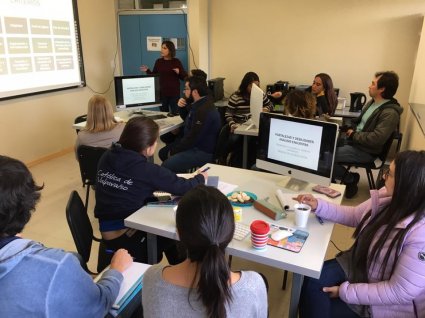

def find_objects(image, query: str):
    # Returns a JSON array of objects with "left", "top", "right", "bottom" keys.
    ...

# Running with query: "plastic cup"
[
  {"left": 250, "top": 220, "right": 270, "bottom": 250},
  {"left": 294, "top": 203, "right": 311, "bottom": 227}
]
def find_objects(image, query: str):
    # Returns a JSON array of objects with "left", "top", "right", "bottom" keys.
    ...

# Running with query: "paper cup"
[
  {"left": 250, "top": 220, "right": 270, "bottom": 250},
  {"left": 294, "top": 203, "right": 311, "bottom": 227}
]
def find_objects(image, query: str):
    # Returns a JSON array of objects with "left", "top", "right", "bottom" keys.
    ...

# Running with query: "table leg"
[
  {"left": 289, "top": 273, "right": 304, "bottom": 318},
  {"left": 146, "top": 233, "right": 158, "bottom": 265},
  {"left": 242, "top": 135, "right": 248, "bottom": 169}
]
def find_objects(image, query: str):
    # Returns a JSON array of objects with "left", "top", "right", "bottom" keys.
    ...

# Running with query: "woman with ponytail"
[
  {"left": 296, "top": 150, "right": 425, "bottom": 318},
  {"left": 142, "top": 185, "right": 268, "bottom": 318}
]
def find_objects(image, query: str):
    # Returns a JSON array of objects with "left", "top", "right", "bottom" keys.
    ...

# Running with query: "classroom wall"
[
  {"left": 208, "top": 0, "right": 425, "bottom": 147},
  {"left": 0, "top": 0, "right": 117, "bottom": 164},
  {"left": 407, "top": 14, "right": 425, "bottom": 150}
]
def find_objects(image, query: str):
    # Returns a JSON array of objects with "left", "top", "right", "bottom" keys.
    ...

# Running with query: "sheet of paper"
[{"left": 218, "top": 181, "right": 238, "bottom": 195}]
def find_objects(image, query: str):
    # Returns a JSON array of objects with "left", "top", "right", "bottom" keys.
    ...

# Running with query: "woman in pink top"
[{"left": 296, "top": 150, "right": 425, "bottom": 318}]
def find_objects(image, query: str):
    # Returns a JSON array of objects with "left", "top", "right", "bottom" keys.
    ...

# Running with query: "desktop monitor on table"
[
  {"left": 114, "top": 75, "right": 161, "bottom": 111},
  {"left": 247, "top": 83, "right": 264, "bottom": 129},
  {"left": 256, "top": 113, "right": 339, "bottom": 190}
]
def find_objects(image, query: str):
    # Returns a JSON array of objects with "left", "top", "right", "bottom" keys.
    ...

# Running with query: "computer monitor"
[
  {"left": 114, "top": 75, "right": 161, "bottom": 111},
  {"left": 248, "top": 83, "right": 264, "bottom": 129},
  {"left": 256, "top": 113, "right": 339, "bottom": 190}
]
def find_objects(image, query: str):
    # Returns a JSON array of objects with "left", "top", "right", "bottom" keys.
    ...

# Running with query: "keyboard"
[{"left": 233, "top": 223, "right": 251, "bottom": 241}]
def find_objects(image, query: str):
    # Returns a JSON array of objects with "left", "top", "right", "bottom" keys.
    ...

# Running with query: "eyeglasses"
[{"left": 382, "top": 167, "right": 393, "bottom": 179}]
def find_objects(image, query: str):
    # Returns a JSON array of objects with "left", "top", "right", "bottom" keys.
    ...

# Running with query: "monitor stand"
[{"left": 277, "top": 177, "right": 309, "bottom": 192}]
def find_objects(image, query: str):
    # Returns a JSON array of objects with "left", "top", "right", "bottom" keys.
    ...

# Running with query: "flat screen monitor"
[
  {"left": 114, "top": 75, "right": 161, "bottom": 111},
  {"left": 256, "top": 113, "right": 339, "bottom": 189},
  {"left": 247, "top": 83, "right": 263, "bottom": 129}
]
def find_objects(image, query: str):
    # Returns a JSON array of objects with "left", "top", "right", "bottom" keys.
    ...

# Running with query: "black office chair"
[
  {"left": 74, "top": 114, "right": 87, "bottom": 134},
  {"left": 340, "top": 131, "right": 399, "bottom": 190},
  {"left": 76, "top": 145, "right": 107, "bottom": 210},
  {"left": 66, "top": 191, "right": 111, "bottom": 274}
]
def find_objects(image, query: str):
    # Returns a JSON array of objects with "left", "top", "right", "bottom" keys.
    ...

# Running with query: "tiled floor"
[{"left": 24, "top": 151, "right": 372, "bottom": 318}]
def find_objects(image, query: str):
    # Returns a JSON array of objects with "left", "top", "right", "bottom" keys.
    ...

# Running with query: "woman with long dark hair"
[
  {"left": 95, "top": 116, "right": 207, "bottom": 264},
  {"left": 296, "top": 150, "right": 425, "bottom": 318},
  {"left": 310, "top": 73, "right": 338, "bottom": 116},
  {"left": 142, "top": 185, "right": 268, "bottom": 318},
  {"left": 141, "top": 40, "right": 187, "bottom": 116}
]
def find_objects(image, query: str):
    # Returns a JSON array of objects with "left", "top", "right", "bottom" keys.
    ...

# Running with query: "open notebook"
[{"left": 94, "top": 262, "right": 151, "bottom": 315}]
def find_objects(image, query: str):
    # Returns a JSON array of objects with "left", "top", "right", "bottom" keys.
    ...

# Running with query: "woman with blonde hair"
[{"left": 75, "top": 95, "right": 124, "bottom": 154}]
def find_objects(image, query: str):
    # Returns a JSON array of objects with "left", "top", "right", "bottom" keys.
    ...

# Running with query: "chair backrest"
[
  {"left": 77, "top": 145, "right": 107, "bottom": 186},
  {"left": 74, "top": 114, "right": 87, "bottom": 134},
  {"left": 65, "top": 191, "right": 94, "bottom": 264},
  {"left": 377, "top": 130, "right": 398, "bottom": 165}
]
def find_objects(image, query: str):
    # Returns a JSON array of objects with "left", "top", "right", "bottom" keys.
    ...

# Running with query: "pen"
[
  {"left": 316, "top": 215, "right": 324, "bottom": 225},
  {"left": 200, "top": 167, "right": 210, "bottom": 173}
]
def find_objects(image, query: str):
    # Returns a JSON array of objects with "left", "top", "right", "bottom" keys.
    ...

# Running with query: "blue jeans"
[
  {"left": 160, "top": 96, "right": 179, "bottom": 114},
  {"left": 333, "top": 144, "right": 376, "bottom": 181},
  {"left": 299, "top": 259, "right": 360, "bottom": 318},
  {"left": 161, "top": 148, "right": 213, "bottom": 173}
]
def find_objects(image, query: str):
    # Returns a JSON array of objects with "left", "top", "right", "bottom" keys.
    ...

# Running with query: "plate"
[{"left": 226, "top": 191, "right": 257, "bottom": 207}]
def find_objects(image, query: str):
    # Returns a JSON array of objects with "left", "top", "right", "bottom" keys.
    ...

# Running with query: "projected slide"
[
  {"left": 268, "top": 118, "right": 323, "bottom": 170},
  {"left": 0, "top": 0, "right": 83, "bottom": 99},
  {"left": 122, "top": 77, "right": 156, "bottom": 105}
]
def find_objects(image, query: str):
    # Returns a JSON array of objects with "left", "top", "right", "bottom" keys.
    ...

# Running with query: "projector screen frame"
[{"left": 0, "top": 0, "right": 86, "bottom": 101}]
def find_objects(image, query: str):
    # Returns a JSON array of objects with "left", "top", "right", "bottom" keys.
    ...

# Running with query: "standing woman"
[
  {"left": 142, "top": 185, "right": 268, "bottom": 318},
  {"left": 95, "top": 116, "right": 207, "bottom": 264},
  {"left": 296, "top": 150, "right": 425, "bottom": 318},
  {"left": 311, "top": 73, "right": 338, "bottom": 116},
  {"left": 75, "top": 95, "right": 125, "bottom": 155},
  {"left": 140, "top": 40, "right": 187, "bottom": 116}
]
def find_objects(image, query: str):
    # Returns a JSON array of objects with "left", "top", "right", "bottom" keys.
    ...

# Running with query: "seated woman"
[
  {"left": 223, "top": 72, "right": 279, "bottom": 167},
  {"left": 142, "top": 185, "right": 268, "bottom": 317},
  {"left": 0, "top": 155, "right": 133, "bottom": 317},
  {"left": 95, "top": 116, "right": 207, "bottom": 264},
  {"left": 295, "top": 150, "right": 425, "bottom": 318},
  {"left": 310, "top": 73, "right": 338, "bottom": 116},
  {"left": 283, "top": 90, "right": 317, "bottom": 119},
  {"left": 75, "top": 95, "right": 125, "bottom": 155}
]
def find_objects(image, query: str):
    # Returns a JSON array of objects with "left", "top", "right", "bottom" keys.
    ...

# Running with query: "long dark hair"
[
  {"left": 176, "top": 185, "right": 235, "bottom": 318},
  {"left": 315, "top": 73, "right": 338, "bottom": 115},
  {"left": 162, "top": 40, "right": 176, "bottom": 58},
  {"left": 118, "top": 117, "right": 159, "bottom": 153},
  {"left": 351, "top": 150, "right": 425, "bottom": 281},
  {"left": 238, "top": 71, "right": 260, "bottom": 98}
]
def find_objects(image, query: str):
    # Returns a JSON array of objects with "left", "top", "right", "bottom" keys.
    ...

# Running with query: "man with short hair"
[
  {"left": 159, "top": 76, "right": 221, "bottom": 173},
  {"left": 334, "top": 71, "right": 403, "bottom": 198}
]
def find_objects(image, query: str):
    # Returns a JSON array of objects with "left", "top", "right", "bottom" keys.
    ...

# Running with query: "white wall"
[
  {"left": 208, "top": 0, "right": 425, "bottom": 143},
  {"left": 0, "top": 0, "right": 117, "bottom": 164},
  {"left": 407, "top": 14, "right": 425, "bottom": 150}
]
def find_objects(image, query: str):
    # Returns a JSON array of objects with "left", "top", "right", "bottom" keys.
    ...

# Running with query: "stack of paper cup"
[{"left": 250, "top": 220, "right": 270, "bottom": 250}]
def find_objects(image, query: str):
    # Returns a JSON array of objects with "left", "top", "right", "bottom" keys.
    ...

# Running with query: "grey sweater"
[{"left": 142, "top": 264, "right": 268, "bottom": 318}]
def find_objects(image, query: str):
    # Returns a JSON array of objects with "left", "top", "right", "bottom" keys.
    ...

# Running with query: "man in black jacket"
[
  {"left": 159, "top": 76, "right": 221, "bottom": 173},
  {"left": 334, "top": 71, "right": 403, "bottom": 198}
]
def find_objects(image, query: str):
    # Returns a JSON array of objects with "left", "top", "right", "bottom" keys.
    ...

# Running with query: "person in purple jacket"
[
  {"left": 295, "top": 150, "right": 425, "bottom": 318},
  {"left": 140, "top": 40, "right": 187, "bottom": 116}
]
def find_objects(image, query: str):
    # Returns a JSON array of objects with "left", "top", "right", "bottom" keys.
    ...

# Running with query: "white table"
[
  {"left": 124, "top": 164, "right": 344, "bottom": 318},
  {"left": 72, "top": 110, "right": 183, "bottom": 136}
]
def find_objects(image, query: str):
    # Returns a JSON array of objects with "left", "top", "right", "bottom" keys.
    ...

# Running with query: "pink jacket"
[{"left": 316, "top": 188, "right": 425, "bottom": 318}]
